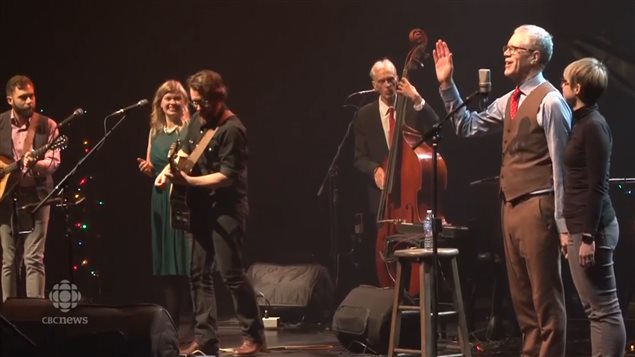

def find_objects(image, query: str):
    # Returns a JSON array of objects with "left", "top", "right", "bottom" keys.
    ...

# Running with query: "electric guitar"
[
  {"left": 167, "top": 129, "right": 216, "bottom": 231},
  {"left": 0, "top": 135, "right": 69, "bottom": 201}
]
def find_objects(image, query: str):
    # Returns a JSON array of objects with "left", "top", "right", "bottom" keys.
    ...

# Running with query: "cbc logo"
[{"left": 49, "top": 280, "right": 82, "bottom": 312}]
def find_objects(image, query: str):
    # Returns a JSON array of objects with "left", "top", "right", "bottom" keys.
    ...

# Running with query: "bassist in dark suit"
[
  {"left": 155, "top": 69, "right": 265, "bottom": 356},
  {"left": 352, "top": 58, "right": 440, "bottom": 284},
  {"left": 0, "top": 75, "right": 60, "bottom": 301}
]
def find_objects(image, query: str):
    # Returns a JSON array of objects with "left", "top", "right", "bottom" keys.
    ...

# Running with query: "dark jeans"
[
  {"left": 189, "top": 207, "right": 263, "bottom": 351},
  {"left": 567, "top": 218, "right": 626, "bottom": 357}
]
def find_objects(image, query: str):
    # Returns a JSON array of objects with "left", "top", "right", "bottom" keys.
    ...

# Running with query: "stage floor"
[{"left": 178, "top": 316, "right": 635, "bottom": 357}]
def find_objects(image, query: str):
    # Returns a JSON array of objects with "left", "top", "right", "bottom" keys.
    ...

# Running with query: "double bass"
[{"left": 375, "top": 29, "right": 448, "bottom": 294}]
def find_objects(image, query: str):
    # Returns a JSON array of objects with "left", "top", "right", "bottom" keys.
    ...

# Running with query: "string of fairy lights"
[{"left": 66, "top": 139, "right": 105, "bottom": 295}]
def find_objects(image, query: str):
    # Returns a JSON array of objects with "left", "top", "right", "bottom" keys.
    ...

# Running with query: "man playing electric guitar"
[
  {"left": 155, "top": 69, "right": 265, "bottom": 357},
  {"left": 0, "top": 75, "right": 61, "bottom": 302}
]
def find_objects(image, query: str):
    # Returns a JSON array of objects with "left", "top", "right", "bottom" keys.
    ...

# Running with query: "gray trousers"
[
  {"left": 567, "top": 218, "right": 626, "bottom": 357},
  {"left": 0, "top": 189, "right": 50, "bottom": 302},
  {"left": 502, "top": 193, "right": 567, "bottom": 357}
]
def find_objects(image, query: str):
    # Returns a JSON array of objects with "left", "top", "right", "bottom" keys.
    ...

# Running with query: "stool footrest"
[
  {"left": 438, "top": 310, "right": 457, "bottom": 317},
  {"left": 394, "top": 348, "right": 464, "bottom": 357},
  {"left": 397, "top": 305, "right": 458, "bottom": 317},
  {"left": 394, "top": 347, "right": 423, "bottom": 354},
  {"left": 397, "top": 304, "right": 420, "bottom": 311}
]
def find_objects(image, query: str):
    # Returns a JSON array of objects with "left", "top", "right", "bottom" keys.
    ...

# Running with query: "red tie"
[
  {"left": 387, "top": 107, "right": 395, "bottom": 147},
  {"left": 510, "top": 87, "right": 521, "bottom": 120}
]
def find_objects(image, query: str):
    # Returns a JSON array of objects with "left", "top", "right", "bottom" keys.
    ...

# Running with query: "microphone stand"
[
  {"left": 317, "top": 93, "right": 372, "bottom": 288},
  {"left": 414, "top": 89, "right": 481, "bottom": 355},
  {"left": 317, "top": 104, "right": 361, "bottom": 287},
  {"left": 31, "top": 113, "right": 131, "bottom": 284}
]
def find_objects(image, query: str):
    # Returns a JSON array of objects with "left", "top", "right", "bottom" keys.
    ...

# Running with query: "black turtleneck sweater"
[{"left": 563, "top": 104, "right": 615, "bottom": 235}]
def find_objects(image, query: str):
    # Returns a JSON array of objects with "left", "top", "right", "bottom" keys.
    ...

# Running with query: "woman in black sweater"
[{"left": 561, "top": 57, "right": 626, "bottom": 356}]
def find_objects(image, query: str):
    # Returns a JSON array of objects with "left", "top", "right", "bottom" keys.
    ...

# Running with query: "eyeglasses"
[
  {"left": 190, "top": 99, "right": 210, "bottom": 108},
  {"left": 502, "top": 45, "right": 535, "bottom": 55}
]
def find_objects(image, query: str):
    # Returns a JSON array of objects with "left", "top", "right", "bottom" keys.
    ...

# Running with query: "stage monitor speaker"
[
  {"left": 248, "top": 263, "right": 334, "bottom": 323},
  {"left": 0, "top": 298, "right": 178, "bottom": 357},
  {"left": 0, "top": 311, "right": 36, "bottom": 354},
  {"left": 332, "top": 285, "right": 419, "bottom": 354}
]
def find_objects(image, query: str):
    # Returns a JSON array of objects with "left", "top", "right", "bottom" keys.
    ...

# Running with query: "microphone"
[
  {"left": 57, "top": 108, "right": 85, "bottom": 129},
  {"left": 345, "top": 89, "right": 376, "bottom": 101},
  {"left": 348, "top": 89, "right": 376, "bottom": 97},
  {"left": 478, "top": 68, "right": 491, "bottom": 97},
  {"left": 109, "top": 99, "right": 149, "bottom": 116}
]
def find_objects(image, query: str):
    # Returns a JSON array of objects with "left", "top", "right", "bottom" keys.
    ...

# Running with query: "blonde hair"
[
  {"left": 564, "top": 57, "right": 608, "bottom": 105},
  {"left": 149, "top": 80, "right": 190, "bottom": 137}
]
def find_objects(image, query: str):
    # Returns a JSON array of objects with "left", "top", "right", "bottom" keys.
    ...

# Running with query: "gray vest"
[{"left": 500, "top": 82, "right": 556, "bottom": 202}]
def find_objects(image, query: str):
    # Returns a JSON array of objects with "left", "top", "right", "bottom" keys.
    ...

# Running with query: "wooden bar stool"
[{"left": 387, "top": 247, "right": 471, "bottom": 357}]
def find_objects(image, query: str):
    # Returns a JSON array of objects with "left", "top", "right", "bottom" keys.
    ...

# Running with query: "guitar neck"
[
  {"left": 0, "top": 136, "right": 64, "bottom": 176},
  {"left": 31, "top": 142, "right": 53, "bottom": 159}
]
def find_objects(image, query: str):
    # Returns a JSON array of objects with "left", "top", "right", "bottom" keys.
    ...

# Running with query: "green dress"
[{"left": 149, "top": 128, "right": 190, "bottom": 276}]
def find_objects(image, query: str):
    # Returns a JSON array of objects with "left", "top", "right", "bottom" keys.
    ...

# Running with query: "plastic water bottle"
[{"left": 423, "top": 209, "right": 433, "bottom": 249}]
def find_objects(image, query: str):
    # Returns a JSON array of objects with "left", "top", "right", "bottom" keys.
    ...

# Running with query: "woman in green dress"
[{"left": 137, "top": 79, "right": 191, "bottom": 328}]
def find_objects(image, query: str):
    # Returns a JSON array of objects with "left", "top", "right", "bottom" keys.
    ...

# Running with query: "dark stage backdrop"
[{"left": 1, "top": 1, "right": 633, "bottom": 306}]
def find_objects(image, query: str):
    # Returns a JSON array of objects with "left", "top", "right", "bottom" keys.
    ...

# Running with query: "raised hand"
[{"left": 432, "top": 40, "right": 455, "bottom": 88}]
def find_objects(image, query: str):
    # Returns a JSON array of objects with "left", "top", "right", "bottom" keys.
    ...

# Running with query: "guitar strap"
[
  {"left": 22, "top": 112, "right": 41, "bottom": 153},
  {"left": 192, "top": 128, "right": 216, "bottom": 158},
  {"left": 182, "top": 109, "right": 236, "bottom": 172},
  {"left": 178, "top": 128, "right": 216, "bottom": 173}
]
